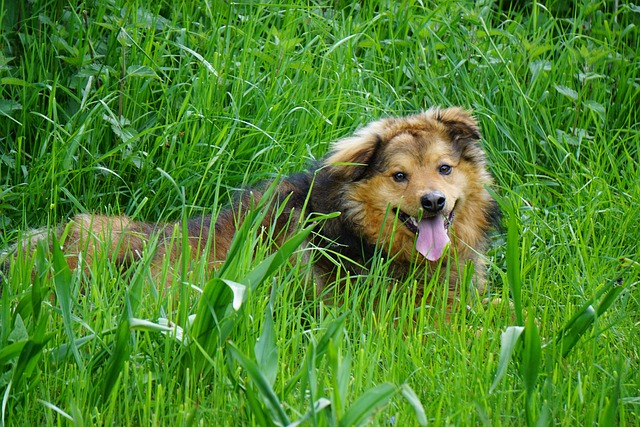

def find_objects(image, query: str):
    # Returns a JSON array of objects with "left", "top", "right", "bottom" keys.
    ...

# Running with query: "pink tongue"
[{"left": 415, "top": 215, "right": 449, "bottom": 261}]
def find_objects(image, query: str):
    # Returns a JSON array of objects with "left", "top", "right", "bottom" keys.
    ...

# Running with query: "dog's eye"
[
  {"left": 392, "top": 172, "right": 408, "bottom": 182},
  {"left": 438, "top": 164, "right": 452, "bottom": 175}
]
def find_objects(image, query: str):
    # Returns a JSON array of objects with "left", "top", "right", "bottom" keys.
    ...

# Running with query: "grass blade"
[
  {"left": 290, "top": 398, "right": 332, "bottom": 427},
  {"left": 334, "top": 344, "right": 351, "bottom": 418},
  {"left": 50, "top": 233, "right": 83, "bottom": 370},
  {"left": 523, "top": 313, "right": 542, "bottom": 426},
  {"left": 554, "top": 280, "right": 625, "bottom": 358},
  {"left": 216, "top": 184, "right": 276, "bottom": 280},
  {"left": 32, "top": 240, "right": 49, "bottom": 321},
  {"left": 599, "top": 356, "right": 623, "bottom": 426},
  {"left": 38, "top": 399, "right": 73, "bottom": 422},
  {"left": 338, "top": 382, "right": 396, "bottom": 427},
  {"left": 506, "top": 209, "right": 523, "bottom": 326},
  {"left": 242, "top": 222, "right": 316, "bottom": 291},
  {"left": 1, "top": 380, "right": 10, "bottom": 427},
  {"left": 594, "top": 279, "right": 625, "bottom": 316},
  {"left": 229, "top": 342, "right": 291, "bottom": 426},
  {"left": 313, "top": 312, "right": 348, "bottom": 363}
]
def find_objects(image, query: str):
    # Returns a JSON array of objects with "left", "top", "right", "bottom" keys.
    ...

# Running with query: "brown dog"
[{"left": 2, "top": 108, "right": 499, "bottom": 300}]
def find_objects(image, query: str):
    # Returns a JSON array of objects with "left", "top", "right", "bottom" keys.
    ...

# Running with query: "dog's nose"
[{"left": 421, "top": 191, "right": 446, "bottom": 213}]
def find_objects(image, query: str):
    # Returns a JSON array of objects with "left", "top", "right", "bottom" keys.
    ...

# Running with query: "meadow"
[{"left": 0, "top": 0, "right": 638, "bottom": 425}]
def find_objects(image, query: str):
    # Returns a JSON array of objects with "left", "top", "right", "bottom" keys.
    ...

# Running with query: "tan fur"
[
  {"left": 2, "top": 108, "right": 499, "bottom": 303},
  {"left": 324, "top": 107, "right": 497, "bottom": 294}
]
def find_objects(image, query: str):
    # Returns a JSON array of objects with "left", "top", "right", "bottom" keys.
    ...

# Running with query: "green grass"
[{"left": 1, "top": 0, "right": 639, "bottom": 425}]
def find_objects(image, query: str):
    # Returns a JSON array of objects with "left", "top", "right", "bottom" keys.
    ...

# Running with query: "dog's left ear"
[
  {"left": 435, "top": 108, "right": 486, "bottom": 162},
  {"left": 435, "top": 107, "right": 481, "bottom": 144}
]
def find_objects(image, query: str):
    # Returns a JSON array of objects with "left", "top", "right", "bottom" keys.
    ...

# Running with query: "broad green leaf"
[
  {"left": 7, "top": 314, "right": 28, "bottom": 343},
  {"left": 190, "top": 278, "right": 236, "bottom": 370},
  {"left": 0, "top": 341, "right": 27, "bottom": 366},
  {"left": 553, "top": 280, "right": 624, "bottom": 358},
  {"left": 400, "top": 384, "right": 427, "bottom": 427},
  {"left": 254, "top": 297, "right": 277, "bottom": 387},
  {"left": 101, "top": 319, "right": 131, "bottom": 401},
  {"left": 12, "top": 339, "right": 49, "bottom": 389},
  {"left": 595, "top": 280, "right": 625, "bottom": 316},
  {"left": 0, "top": 77, "right": 30, "bottom": 86},
  {"left": 583, "top": 100, "right": 605, "bottom": 117},
  {"left": 242, "top": 384, "right": 270, "bottom": 426},
  {"left": 490, "top": 326, "right": 525, "bottom": 393},
  {"left": 50, "top": 233, "right": 83, "bottom": 369},
  {"left": 339, "top": 383, "right": 396, "bottom": 427},
  {"left": 48, "top": 334, "right": 97, "bottom": 364},
  {"left": 289, "top": 398, "right": 332, "bottom": 427},
  {"left": 522, "top": 314, "right": 542, "bottom": 397},
  {"left": 335, "top": 347, "right": 352, "bottom": 417},
  {"left": 126, "top": 65, "right": 158, "bottom": 79},
  {"left": 557, "top": 305, "right": 595, "bottom": 357},
  {"left": 0, "top": 99, "right": 22, "bottom": 119},
  {"left": 523, "top": 313, "right": 542, "bottom": 426},
  {"left": 229, "top": 343, "right": 290, "bottom": 426},
  {"left": 554, "top": 85, "right": 578, "bottom": 100},
  {"left": 327, "top": 339, "right": 346, "bottom": 417}
]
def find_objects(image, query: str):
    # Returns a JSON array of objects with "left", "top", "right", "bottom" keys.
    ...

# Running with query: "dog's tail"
[{"left": 1, "top": 214, "right": 157, "bottom": 282}]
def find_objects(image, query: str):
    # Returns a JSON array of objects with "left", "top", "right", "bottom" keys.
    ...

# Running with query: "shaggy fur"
[{"left": 2, "top": 108, "right": 499, "bottom": 300}]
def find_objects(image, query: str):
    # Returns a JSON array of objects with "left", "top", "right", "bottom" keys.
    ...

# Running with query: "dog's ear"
[
  {"left": 434, "top": 107, "right": 486, "bottom": 162},
  {"left": 434, "top": 107, "right": 481, "bottom": 144},
  {"left": 323, "top": 127, "right": 383, "bottom": 180}
]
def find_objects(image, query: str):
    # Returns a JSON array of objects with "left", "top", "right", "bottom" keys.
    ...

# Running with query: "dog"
[{"left": 2, "top": 107, "right": 500, "bottom": 301}]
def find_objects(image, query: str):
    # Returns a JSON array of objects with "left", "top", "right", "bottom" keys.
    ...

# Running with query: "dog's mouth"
[{"left": 395, "top": 208, "right": 455, "bottom": 262}]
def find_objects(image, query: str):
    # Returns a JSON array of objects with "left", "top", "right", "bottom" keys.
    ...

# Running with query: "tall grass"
[{"left": 1, "top": 0, "right": 639, "bottom": 425}]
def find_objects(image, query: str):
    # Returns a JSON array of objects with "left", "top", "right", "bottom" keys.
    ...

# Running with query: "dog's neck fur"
[{"left": 274, "top": 167, "right": 397, "bottom": 283}]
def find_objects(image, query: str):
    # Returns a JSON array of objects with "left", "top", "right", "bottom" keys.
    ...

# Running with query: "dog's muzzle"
[
  {"left": 395, "top": 207, "right": 454, "bottom": 234},
  {"left": 420, "top": 191, "right": 446, "bottom": 214}
]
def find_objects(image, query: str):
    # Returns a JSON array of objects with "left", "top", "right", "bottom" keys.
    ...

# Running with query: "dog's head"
[{"left": 324, "top": 107, "right": 494, "bottom": 262}]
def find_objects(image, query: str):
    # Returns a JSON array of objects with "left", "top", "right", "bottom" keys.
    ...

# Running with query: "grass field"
[{"left": 1, "top": 0, "right": 639, "bottom": 425}]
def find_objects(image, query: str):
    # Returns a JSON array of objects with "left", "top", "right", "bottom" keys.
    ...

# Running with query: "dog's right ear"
[{"left": 323, "top": 128, "right": 383, "bottom": 180}]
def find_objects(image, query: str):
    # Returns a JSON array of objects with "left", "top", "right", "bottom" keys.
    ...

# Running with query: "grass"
[{"left": 1, "top": 0, "right": 639, "bottom": 425}]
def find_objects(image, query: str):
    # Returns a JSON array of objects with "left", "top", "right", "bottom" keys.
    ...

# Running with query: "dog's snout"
[{"left": 421, "top": 191, "right": 446, "bottom": 213}]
